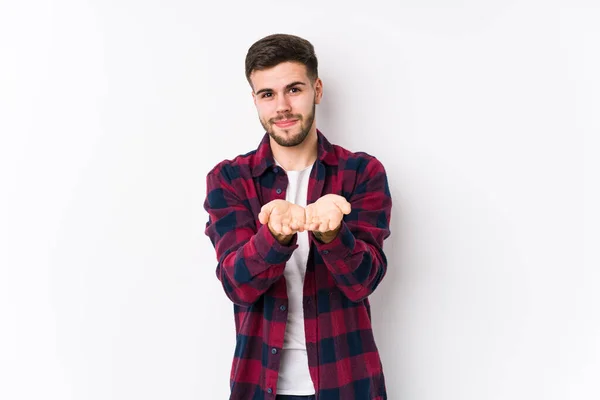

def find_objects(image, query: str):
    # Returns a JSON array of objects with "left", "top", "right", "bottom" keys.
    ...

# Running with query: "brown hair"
[{"left": 245, "top": 33, "right": 319, "bottom": 86}]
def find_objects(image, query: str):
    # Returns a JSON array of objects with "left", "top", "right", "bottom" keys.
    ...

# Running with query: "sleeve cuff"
[
  {"left": 311, "top": 221, "right": 355, "bottom": 260},
  {"left": 253, "top": 224, "right": 298, "bottom": 265}
]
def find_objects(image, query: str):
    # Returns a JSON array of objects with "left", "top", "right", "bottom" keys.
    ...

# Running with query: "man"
[{"left": 203, "top": 33, "right": 392, "bottom": 400}]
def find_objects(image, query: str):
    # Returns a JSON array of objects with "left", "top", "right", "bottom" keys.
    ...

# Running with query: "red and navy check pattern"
[{"left": 203, "top": 130, "right": 392, "bottom": 400}]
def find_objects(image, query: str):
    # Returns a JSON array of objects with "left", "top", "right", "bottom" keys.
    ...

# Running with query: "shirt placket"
[{"left": 264, "top": 167, "right": 289, "bottom": 398}]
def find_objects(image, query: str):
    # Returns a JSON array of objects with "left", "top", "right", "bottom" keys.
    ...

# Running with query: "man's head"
[{"left": 245, "top": 34, "right": 323, "bottom": 148}]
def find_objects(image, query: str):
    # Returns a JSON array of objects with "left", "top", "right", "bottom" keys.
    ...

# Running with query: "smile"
[{"left": 274, "top": 119, "right": 298, "bottom": 128}]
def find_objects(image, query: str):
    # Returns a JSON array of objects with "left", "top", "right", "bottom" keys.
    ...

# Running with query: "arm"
[
  {"left": 203, "top": 164, "right": 297, "bottom": 306},
  {"left": 311, "top": 156, "right": 392, "bottom": 302}
]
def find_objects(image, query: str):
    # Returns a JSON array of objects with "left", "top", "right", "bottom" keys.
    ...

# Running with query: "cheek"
[
  {"left": 257, "top": 104, "right": 274, "bottom": 120},
  {"left": 295, "top": 98, "right": 312, "bottom": 115}
]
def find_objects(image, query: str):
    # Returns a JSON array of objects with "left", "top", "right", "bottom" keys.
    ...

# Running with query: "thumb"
[
  {"left": 334, "top": 198, "right": 352, "bottom": 215},
  {"left": 259, "top": 203, "right": 275, "bottom": 224}
]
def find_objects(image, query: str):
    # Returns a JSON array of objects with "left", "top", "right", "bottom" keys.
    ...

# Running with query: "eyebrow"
[{"left": 255, "top": 81, "right": 306, "bottom": 96}]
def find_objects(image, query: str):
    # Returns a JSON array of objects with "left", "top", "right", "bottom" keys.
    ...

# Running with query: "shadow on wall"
[{"left": 311, "top": 35, "right": 413, "bottom": 395}]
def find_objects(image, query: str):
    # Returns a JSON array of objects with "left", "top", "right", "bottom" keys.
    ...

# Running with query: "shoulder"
[
  {"left": 329, "top": 142, "right": 390, "bottom": 199},
  {"left": 330, "top": 142, "right": 387, "bottom": 176},
  {"left": 205, "top": 149, "right": 257, "bottom": 184}
]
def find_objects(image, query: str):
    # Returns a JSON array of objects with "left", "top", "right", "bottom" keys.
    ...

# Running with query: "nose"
[{"left": 275, "top": 93, "right": 291, "bottom": 114}]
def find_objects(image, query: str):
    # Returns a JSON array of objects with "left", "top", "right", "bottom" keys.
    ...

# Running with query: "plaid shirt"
[{"left": 203, "top": 130, "right": 392, "bottom": 400}]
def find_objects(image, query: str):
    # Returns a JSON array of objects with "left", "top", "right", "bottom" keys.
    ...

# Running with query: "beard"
[{"left": 261, "top": 102, "right": 316, "bottom": 147}]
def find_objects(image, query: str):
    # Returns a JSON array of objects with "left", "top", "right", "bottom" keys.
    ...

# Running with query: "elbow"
[
  {"left": 226, "top": 290, "right": 260, "bottom": 307},
  {"left": 342, "top": 288, "right": 371, "bottom": 303},
  {"left": 344, "top": 263, "right": 387, "bottom": 303},
  {"left": 216, "top": 264, "right": 262, "bottom": 307}
]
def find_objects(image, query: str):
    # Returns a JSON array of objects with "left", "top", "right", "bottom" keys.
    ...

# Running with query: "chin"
[{"left": 270, "top": 129, "right": 308, "bottom": 147}]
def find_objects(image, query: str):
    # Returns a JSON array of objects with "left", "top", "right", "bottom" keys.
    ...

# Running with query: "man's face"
[{"left": 250, "top": 61, "right": 323, "bottom": 147}]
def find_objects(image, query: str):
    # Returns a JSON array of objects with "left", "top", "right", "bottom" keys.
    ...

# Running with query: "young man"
[{"left": 203, "top": 33, "right": 392, "bottom": 400}]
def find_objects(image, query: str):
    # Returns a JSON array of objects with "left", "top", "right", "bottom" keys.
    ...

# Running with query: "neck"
[{"left": 271, "top": 128, "right": 318, "bottom": 172}]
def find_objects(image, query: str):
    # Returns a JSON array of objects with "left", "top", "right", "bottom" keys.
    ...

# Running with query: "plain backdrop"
[{"left": 1, "top": 1, "right": 598, "bottom": 399}]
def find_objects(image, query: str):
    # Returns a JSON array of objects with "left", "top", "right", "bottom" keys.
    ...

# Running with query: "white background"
[{"left": 1, "top": 1, "right": 598, "bottom": 399}]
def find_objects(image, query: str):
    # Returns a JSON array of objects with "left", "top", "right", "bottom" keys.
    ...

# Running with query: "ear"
[{"left": 314, "top": 78, "right": 323, "bottom": 105}]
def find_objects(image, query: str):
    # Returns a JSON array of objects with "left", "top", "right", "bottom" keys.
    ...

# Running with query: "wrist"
[
  {"left": 313, "top": 224, "right": 341, "bottom": 244},
  {"left": 275, "top": 233, "right": 294, "bottom": 245},
  {"left": 268, "top": 224, "right": 294, "bottom": 245}
]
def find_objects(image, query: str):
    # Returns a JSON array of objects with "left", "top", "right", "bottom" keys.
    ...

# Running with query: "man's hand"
[
  {"left": 304, "top": 194, "right": 351, "bottom": 243},
  {"left": 259, "top": 200, "right": 306, "bottom": 244}
]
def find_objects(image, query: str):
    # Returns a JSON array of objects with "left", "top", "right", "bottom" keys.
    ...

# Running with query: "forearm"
[
  {"left": 218, "top": 223, "right": 296, "bottom": 303},
  {"left": 311, "top": 222, "right": 387, "bottom": 302},
  {"left": 215, "top": 223, "right": 297, "bottom": 305}
]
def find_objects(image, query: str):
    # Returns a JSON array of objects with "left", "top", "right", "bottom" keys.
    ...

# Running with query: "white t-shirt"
[{"left": 274, "top": 161, "right": 315, "bottom": 395}]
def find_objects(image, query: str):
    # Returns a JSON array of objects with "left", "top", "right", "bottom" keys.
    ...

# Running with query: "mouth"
[{"left": 274, "top": 119, "right": 298, "bottom": 128}]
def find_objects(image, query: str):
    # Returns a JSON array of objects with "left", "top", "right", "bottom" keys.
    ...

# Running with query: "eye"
[
  {"left": 290, "top": 87, "right": 300, "bottom": 93},
  {"left": 261, "top": 92, "right": 272, "bottom": 98}
]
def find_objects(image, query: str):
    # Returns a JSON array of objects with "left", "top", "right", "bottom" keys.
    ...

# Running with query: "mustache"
[{"left": 270, "top": 114, "right": 302, "bottom": 123}]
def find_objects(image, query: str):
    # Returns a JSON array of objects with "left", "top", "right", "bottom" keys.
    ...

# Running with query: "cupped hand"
[
  {"left": 259, "top": 199, "right": 307, "bottom": 237},
  {"left": 304, "top": 194, "right": 351, "bottom": 233}
]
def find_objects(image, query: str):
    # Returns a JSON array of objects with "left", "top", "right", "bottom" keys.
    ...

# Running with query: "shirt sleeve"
[
  {"left": 310, "top": 156, "right": 392, "bottom": 302},
  {"left": 203, "top": 164, "right": 297, "bottom": 306}
]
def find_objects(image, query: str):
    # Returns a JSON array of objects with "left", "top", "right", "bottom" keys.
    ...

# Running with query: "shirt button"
[
  {"left": 271, "top": 348, "right": 277, "bottom": 354},
  {"left": 273, "top": 167, "right": 279, "bottom": 173},
  {"left": 267, "top": 388, "right": 273, "bottom": 394},
  {"left": 280, "top": 305, "right": 286, "bottom": 311},
  {"left": 276, "top": 188, "right": 282, "bottom": 194},
  {"left": 322, "top": 250, "right": 330, "bottom": 255}
]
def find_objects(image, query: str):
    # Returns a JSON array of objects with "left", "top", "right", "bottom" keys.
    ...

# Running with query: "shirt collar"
[{"left": 251, "top": 129, "right": 338, "bottom": 177}]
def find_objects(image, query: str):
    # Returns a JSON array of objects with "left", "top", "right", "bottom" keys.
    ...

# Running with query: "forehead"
[{"left": 250, "top": 61, "right": 310, "bottom": 91}]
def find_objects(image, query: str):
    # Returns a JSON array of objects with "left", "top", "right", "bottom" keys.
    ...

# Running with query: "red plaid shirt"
[{"left": 203, "top": 130, "right": 392, "bottom": 400}]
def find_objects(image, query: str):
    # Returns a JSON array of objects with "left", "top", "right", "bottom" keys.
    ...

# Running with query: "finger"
[
  {"left": 276, "top": 225, "right": 285, "bottom": 235},
  {"left": 281, "top": 224, "right": 292, "bottom": 235},
  {"left": 307, "top": 218, "right": 320, "bottom": 230},
  {"left": 311, "top": 213, "right": 320, "bottom": 224},
  {"left": 290, "top": 209, "right": 303, "bottom": 230},
  {"left": 329, "top": 219, "right": 339, "bottom": 231},
  {"left": 292, "top": 217, "right": 304, "bottom": 231},
  {"left": 290, "top": 220, "right": 303, "bottom": 231},
  {"left": 318, "top": 220, "right": 329, "bottom": 232}
]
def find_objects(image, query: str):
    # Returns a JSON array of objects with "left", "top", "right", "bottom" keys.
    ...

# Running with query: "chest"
[{"left": 238, "top": 163, "right": 354, "bottom": 226}]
